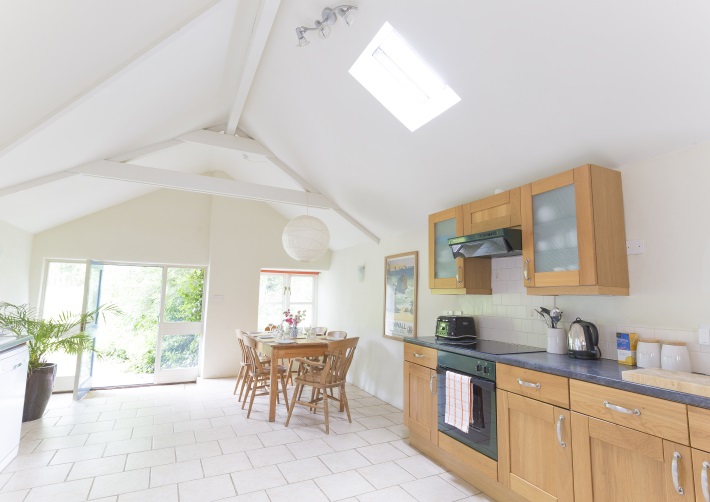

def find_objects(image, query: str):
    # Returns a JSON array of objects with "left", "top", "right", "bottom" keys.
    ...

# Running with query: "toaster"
[{"left": 435, "top": 315, "right": 476, "bottom": 340}]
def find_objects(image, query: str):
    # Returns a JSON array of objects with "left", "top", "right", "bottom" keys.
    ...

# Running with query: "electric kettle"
[{"left": 568, "top": 318, "right": 602, "bottom": 359}]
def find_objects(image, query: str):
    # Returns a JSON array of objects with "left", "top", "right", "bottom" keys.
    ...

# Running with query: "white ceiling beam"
[
  {"left": 178, "top": 129, "right": 272, "bottom": 156},
  {"left": 0, "top": 172, "right": 78, "bottom": 198},
  {"left": 0, "top": 0, "right": 221, "bottom": 160},
  {"left": 109, "top": 139, "right": 184, "bottom": 163},
  {"left": 225, "top": 0, "right": 282, "bottom": 135},
  {"left": 67, "top": 160, "right": 335, "bottom": 209}
]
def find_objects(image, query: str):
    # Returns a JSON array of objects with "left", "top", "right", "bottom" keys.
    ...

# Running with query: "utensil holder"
[
  {"left": 637, "top": 339, "right": 661, "bottom": 368},
  {"left": 547, "top": 328, "right": 567, "bottom": 354}
]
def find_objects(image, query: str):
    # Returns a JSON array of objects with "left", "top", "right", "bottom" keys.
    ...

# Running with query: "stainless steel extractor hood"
[{"left": 448, "top": 228, "right": 523, "bottom": 259}]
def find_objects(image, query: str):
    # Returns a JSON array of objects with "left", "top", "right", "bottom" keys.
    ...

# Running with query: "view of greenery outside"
[{"left": 257, "top": 272, "right": 316, "bottom": 330}]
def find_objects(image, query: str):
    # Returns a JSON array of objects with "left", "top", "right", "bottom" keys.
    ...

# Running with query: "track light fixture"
[{"left": 295, "top": 5, "right": 357, "bottom": 47}]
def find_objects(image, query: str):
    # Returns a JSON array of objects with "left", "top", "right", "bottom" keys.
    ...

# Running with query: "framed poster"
[{"left": 383, "top": 251, "right": 418, "bottom": 340}]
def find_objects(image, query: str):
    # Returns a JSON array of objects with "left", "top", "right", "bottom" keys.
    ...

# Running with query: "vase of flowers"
[{"left": 283, "top": 309, "right": 306, "bottom": 338}]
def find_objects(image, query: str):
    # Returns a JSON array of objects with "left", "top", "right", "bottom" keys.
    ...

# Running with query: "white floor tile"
[
  {"left": 358, "top": 428, "right": 402, "bottom": 445},
  {"left": 103, "top": 438, "right": 152, "bottom": 457},
  {"left": 401, "top": 476, "right": 468, "bottom": 501},
  {"left": 153, "top": 411, "right": 190, "bottom": 425},
  {"left": 152, "top": 431, "right": 195, "bottom": 449},
  {"left": 1, "top": 450, "right": 55, "bottom": 473},
  {"left": 231, "top": 421, "right": 272, "bottom": 437},
  {"left": 314, "top": 470, "right": 375, "bottom": 500},
  {"left": 231, "top": 465, "right": 286, "bottom": 494},
  {"left": 357, "top": 461, "right": 416, "bottom": 489},
  {"left": 23, "top": 425, "right": 74, "bottom": 441},
  {"left": 117, "top": 484, "right": 178, "bottom": 502},
  {"left": 319, "top": 449, "right": 371, "bottom": 473},
  {"left": 322, "top": 432, "right": 369, "bottom": 451},
  {"left": 219, "top": 435, "right": 264, "bottom": 454},
  {"left": 266, "top": 479, "right": 329, "bottom": 502},
  {"left": 438, "top": 472, "right": 481, "bottom": 496},
  {"left": 246, "top": 445, "right": 295, "bottom": 467},
  {"left": 56, "top": 412, "right": 101, "bottom": 426},
  {"left": 67, "top": 454, "right": 127, "bottom": 480},
  {"left": 357, "top": 416, "right": 396, "bottom": 429},
  {"left": 150, "top": 459, "right": 203, "bottom": 487},
  {"left": 396, "top": 455, "right": 447, "bottom": 479},
  {"left": 357, "top": 443, "right": 409, "bottom": 464},
  {"left": 194, "top": 425, "right": 235, "bottom": 443},
  {"left": 0, "top": 490, "right": 29, "bottom": 502},
  {"left": 34, "top": 434, "right": 88, "bottom": 452},
  {"left": 286, "top": 438, "right": 335, "bottom": 459},
  {"left": 25, "top": 478, "right": 92, "bottom": 502},
  {"left": 178, "top": 474, "right": 236, "bottom": 502},
  {"left": 130, "top": 423, "right": 172, "bottom": 438},
  {"left": 125, "top": 447, "right": 175, "bottom": 470},
  {"left": 218, "top": 491, "right": 269, "bottom": 502},
  {"left": 50, "top": 443, "right": 106, "bottom": 465},
  {"left": 70, "top": 420, "right": 116, "bottom": 435},
  {"left": 357, "top": 486, "right": 418, "bottom": 502},
  {"left": 201, "top": 452, "right": 252, "bottom": 477},
  {"left": 89, "top": 468, "right": 150, "bottom": 499},
  {"left": 390, "top": 440, "right": 419, "bottom": 457},
  {"left": 136, "top": 406, "right": 173, "bottom": 417},
  {"left": 86, "top": 429, "right": 133, "bottom": 445},
  {"left": 277, "top": 456, "right": 332, "bottom": 483},
  {"left": 2, "top": 463, "right": 72, "bottom": 491},
  {"left": 173, "top": 418, "right": 212, "bottom": 433},
  {"left": 175, "top": 440, "right": 221, "bottom": 462}
]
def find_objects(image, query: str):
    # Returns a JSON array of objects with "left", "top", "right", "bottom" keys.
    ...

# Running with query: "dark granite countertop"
[
  {"left": 406, "top": 336, "right": 710, "bottom": 410},
  {"left": 0, "top": 335, "right": 32, "bottom": 353}
]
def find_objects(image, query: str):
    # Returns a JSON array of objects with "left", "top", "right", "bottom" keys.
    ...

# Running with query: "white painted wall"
[
  {"left": 323, "top": 140, "right": 710, "bottom": 410},
  {"left": 201, "top": 196, "right": 330, "bottom": 378},
  {"left": 0, "top": 220, "right": 33, "bottom": 305}
]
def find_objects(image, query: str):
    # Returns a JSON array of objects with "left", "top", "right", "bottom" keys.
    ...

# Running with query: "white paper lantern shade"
[{"left": 282, "top": 215, "right": 330, "bottom": 262}]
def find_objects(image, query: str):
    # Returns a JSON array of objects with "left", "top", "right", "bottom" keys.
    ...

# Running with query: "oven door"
[{"left": 437, "top": 366, "right": 497, "bottom": 460}]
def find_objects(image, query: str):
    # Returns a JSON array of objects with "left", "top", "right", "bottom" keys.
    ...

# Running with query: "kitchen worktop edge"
[
  {"left": 0, "top": 336, "right": 33, "bottom": 353},
  {"left": 405, "top": 336, "right": 710, "bottom": 410}
]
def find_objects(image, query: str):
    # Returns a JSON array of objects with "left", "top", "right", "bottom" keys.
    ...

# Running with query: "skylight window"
[{"left": 349, "top": 22, "right": 461, "bottom": 132}]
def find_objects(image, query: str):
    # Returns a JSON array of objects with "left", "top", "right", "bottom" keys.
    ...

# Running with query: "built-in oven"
[{"left": 437, "top": 351, "right": 497, "bottom": 460}]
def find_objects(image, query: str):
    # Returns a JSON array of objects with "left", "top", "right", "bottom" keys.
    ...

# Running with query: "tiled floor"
[{"left": 0, "top": 379, "right": 493, "bottom": 501}]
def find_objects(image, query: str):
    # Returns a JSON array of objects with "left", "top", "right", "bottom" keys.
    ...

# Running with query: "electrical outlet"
[
  {"left": 699, "top": 325, "right": 710, "bottom": 345},
  {"left": 626, "top": 240, "right": 645, "bottom": 255}
]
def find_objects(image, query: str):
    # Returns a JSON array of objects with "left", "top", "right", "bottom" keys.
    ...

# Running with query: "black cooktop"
[{"left": 433, "top": 337, "right": 546, "bottom": 355}]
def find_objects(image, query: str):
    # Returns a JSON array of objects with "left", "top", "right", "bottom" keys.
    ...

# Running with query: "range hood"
[{"left": 448, "top": 228, "right": 523, "bottom": 259}]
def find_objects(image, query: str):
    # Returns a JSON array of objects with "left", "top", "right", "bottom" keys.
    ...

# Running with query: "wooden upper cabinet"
[
  {"left": 463, "top": 188, "right": 521, "bottom": 235},
  {"left": 428, "top": 206, "right": 491, "bottom": 295},
  {"left": 521, "top": 164, "right": 629, "bottom": 295}
]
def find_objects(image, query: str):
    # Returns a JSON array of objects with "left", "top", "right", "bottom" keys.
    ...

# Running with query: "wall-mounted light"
[
  {"left": 295, "top": 5, "right": 357, "bottom": 47},
  {"left": 357, "top": 264, "right": 366, "bottom": 282}
]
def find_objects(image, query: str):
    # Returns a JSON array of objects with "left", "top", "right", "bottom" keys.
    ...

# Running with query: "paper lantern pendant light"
[{"left": 282, "top": 215, "right": 330, "bottom": 262}]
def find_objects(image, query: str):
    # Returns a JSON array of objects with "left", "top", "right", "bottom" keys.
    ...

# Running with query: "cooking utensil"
[
  {"left": 534, "top": 308, "right": 552, "bottom": 328},
  {"left": 549, "top": 308, "right": 563, "bottom": 328}
]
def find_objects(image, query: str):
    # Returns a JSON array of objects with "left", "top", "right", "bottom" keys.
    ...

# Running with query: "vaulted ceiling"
[{"left": 2, "top": 0, "right": 710, "bottom": 250}]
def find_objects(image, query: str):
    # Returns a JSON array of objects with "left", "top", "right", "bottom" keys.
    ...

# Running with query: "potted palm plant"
[{"left": 0, "top": 302, "right": 116, "bottom": 422}]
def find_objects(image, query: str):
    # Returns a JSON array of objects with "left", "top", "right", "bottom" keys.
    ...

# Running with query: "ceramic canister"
[
  {"left": 546, "top": 328, "right": 567, "bottom": 355},
  {"left": 660, "top": 341, "right": 692, "bottom": 373},
  {"left": 636, "top": 339, "right": 661, "bottom": 368}
]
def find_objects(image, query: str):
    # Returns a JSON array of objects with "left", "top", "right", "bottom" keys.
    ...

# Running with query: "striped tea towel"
[{"left": 444, "top": 371, "right": 473, "bottom": 433}]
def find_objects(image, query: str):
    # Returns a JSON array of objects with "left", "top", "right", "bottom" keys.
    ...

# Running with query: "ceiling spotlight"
[{"left": 295, "top": 5, "right": 357, "bottom": 47}]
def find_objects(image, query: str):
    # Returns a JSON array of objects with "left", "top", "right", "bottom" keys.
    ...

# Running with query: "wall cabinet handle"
[
  {"left": 556, "top": 415, "right": 566, "bottom": 447},
  {"left": 672, "top": 451, "right": 684, "bottom": 495},
  {"left": 603, "top": 400, "right": 640, "bottom": 416},
  {"left": 413, "top": 353, "right": 426, "bottom": 358},
  {"left": 429, "top": 374, "right": 436, "bottom": 395},
  {"left": 456, "top": 265, "right": 462, "bottom": 285},
  {"left": 517, "top": 378, "right": 541, "bottom": 389},
  {"left": 702, "top": 461, "right": 710, "bottom": 502},
  {"left": 524, "top": 259, "right": 531, "bottom": 282}
]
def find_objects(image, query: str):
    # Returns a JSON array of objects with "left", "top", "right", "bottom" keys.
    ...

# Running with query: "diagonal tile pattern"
[{"left": 0, "top": 379, "right": 492, "bottom": 501}]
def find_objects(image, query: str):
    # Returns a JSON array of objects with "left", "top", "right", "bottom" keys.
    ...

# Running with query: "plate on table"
[{"left": 275, "top": 339, "right": 295, "bottom": 344}]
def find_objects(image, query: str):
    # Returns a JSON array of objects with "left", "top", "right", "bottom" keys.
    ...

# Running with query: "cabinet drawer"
[
  {"left": 404, "top": 343, "right": 437, "bottom": 369},
  {"left": 497, "top": 364, "right": 569, "bottom": 408},
  {"left": 570, "top": 379, "right": 689, "bottom": 445},
  {"left": 688, "top": 406, "right": 710, "bottom": 451}
]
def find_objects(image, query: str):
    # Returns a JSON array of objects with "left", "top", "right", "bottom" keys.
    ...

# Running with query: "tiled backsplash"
[{"left": 456, "top": 256, "right": 710, "bottom": 375}]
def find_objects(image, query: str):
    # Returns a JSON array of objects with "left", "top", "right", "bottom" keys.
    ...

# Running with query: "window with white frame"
[{"left": 257, "top": 271, "right": 318, "bottom": 330}]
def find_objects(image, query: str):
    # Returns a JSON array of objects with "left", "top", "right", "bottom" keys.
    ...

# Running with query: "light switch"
[{"left": 699, "top": 325, "right": 710, "bottom": 345}]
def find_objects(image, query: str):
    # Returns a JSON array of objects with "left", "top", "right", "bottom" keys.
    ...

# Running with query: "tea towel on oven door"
[{"left": 444, "top": 371, "right": 472, "bottom": 433}]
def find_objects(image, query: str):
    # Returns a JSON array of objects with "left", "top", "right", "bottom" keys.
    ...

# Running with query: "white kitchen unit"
[{"left": 0, "top": 343, "right": 29, "bottom": 471}]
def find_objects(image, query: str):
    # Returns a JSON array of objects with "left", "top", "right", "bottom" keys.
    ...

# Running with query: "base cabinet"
[
  {"left": 403, "top": 360, "right": 438, "bottom": 445},
  {"left": 571, "top": 412, "right": 695, "bottom": 501},
  {"left": 498, "top": 390, "right": 574, "bottom": 502}
]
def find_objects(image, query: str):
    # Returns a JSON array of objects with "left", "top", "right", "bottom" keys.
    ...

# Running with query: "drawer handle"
[
  {"left": 603, "top": 400, "right": 640, "bottom": 416},
  {"left": 556, "top": 415, "right": 566, "bottom": 448},
  {"left": 413, "top": 353, "right": 426, "bottom": 358},
  {"left": 456, "top": 265, "right": 462, "bottom": 285},
  {"left": 517, "top": 378, "right": 540, "bottom": 389},
  {"left": 672, "top": 451, "right": 684, "bottom": 495},
  {"left": 429, "top": 374, "right": 436, "bottom": 395},
  {"left": 524, "top": 259, "right": 531, "bottom": 282},
  {"left": 12, "top": 362, "right": 22, "bottom": 370},
  {"left": 702, "top": 461, "right": 710, "bottom": 502}
]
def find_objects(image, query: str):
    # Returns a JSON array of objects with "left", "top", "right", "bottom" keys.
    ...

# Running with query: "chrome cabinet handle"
[
  {"left": 603, "top": 401, "right": 641, "bottom": 416},
  {"left": 517, "top": 378, "right": 540, "bottom": 389},
  {"left": 12, "top": 362, "right": 22, "bottom": 370},
  {"left": 456, "top": 265, "right": 462, "bottom": 285},
  {"left": 413, "top": 353, "right": 426, "bottom": 358},
  {"left": 672, "top": 451, "right": 684, "bottom": 495},
  {"left": 524, "top": 259, "right": 531, "bottom": 282},
  {"left": 429, "top": 375, "right": 436, "bottom": 394},
  {"left": 702, "top": 461, "right": 710, "bottom": 502},
  {"left": 556, "top": 415, "right": 566, "bottom": 447}
]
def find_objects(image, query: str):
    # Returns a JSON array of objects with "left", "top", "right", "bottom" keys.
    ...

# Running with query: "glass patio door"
[
  {"left": 154, "top": 267, "right": 204, "bottom": 384},
  {"left": 73, "top": 261, "right": 102, "bottom": 400}
]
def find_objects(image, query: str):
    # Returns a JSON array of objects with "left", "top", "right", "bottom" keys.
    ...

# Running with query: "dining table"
[{"left": 244, "top": 331, "right": 328, "bottom": 422}]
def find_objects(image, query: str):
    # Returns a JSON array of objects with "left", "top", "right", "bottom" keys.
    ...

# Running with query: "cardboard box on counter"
[{"left": 617, "top": 332, "right": 639, "bottom": 365}]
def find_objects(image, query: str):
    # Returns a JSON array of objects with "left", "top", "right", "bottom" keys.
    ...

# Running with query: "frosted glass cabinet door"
[
  {"left": 532, "top": 184, "right": 579, "bottom": 273},
  {"left": 434, "top": 218, "right": 457, "bottom": 279},
  {"left": 428, "top": 207, "right": 465, "bottom": 290}
]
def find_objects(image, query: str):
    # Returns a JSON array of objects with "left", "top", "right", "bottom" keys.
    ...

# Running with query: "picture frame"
[{"left": 383, "top": 251, "right": 418, "bottom": 340}]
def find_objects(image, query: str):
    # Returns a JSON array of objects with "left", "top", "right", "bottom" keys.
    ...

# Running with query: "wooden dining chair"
[
  {"left": 241, "top": 335, "right": 289, "bottom": 418},
  {"left": 286, "top": 327, "right": 330, "bottom": 383},
  {"left": 285, "top": 337, "right": 359, "bottom": 434},
  {"left": 234, "top": 329, "right": 271, "bottom": 402}
]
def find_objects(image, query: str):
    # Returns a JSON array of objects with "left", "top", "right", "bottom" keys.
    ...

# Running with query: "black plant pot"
[{"left": 23, "top": 363, "right": 57, "bottom": 422}]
